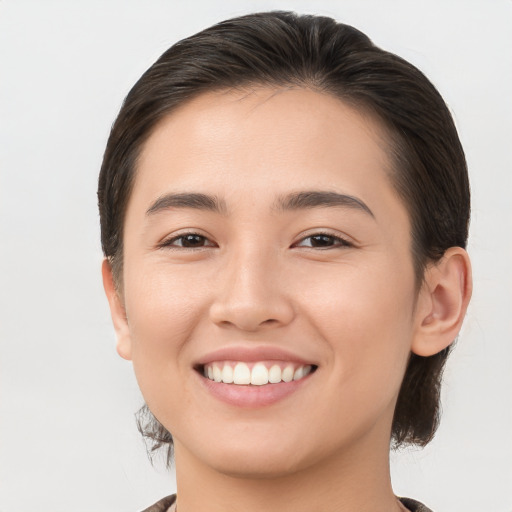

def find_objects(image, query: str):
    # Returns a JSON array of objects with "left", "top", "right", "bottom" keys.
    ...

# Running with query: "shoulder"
[
  {"left": 399, "top": 497, "right": 434, "bottom": 512},
  {"left": 140, "top": 494, "right": 176, "bottom": 512}
]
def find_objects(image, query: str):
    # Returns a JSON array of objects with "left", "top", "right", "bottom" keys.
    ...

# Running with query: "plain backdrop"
[{"left": 0, "top": 1, "right": 511, "bottom": 511}]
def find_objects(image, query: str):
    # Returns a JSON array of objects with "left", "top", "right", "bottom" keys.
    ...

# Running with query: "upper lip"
[{"left": 195, "top": 345, "right": 317, "bottom": 367}]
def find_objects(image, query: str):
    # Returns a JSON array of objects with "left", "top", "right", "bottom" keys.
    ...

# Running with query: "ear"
[
  {"left": 412, "top": 247, "right": 472, "bottom": 357},
  {"left": 101, "top": 259, "right": 132, "bottom": 360}
]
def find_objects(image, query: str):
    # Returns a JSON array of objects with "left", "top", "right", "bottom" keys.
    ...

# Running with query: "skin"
[{"left": 103, "top": 87, "right": 472, "bottom": 512}]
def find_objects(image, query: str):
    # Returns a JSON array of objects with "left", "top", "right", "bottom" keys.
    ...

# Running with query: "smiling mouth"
[{"left": 197, "top": 361, "right": 317, "bottom": 386}]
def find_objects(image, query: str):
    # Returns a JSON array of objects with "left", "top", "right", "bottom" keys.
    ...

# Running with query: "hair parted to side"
[{"left": 98, "top": 11, "right": 470, "bottom": 464}]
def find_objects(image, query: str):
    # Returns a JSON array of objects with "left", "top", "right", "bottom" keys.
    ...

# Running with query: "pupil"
[
  {"left": 312, "top": 235, "right": 332, "bottom": 247},
  {"left": 184, "top": 235, "right": 203, "bottom": 247}
]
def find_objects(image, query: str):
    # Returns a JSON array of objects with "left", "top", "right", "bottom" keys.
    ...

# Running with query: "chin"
[
  {"left": 183, "top": 427, "right": 328, "bottom": 480},
  {"left": 209, "top": 451, "right": 308, "bottom": 480}
]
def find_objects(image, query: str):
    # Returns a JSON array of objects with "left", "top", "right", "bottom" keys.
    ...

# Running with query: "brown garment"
[
  {"left": 142, "top": 494, "right": 176, "bottom": 512},
  {"left": 141, "top": 494, "right": 433, "bottom": 512},
  {"left": 399, "top": 497, "right": 434, "bottom": 511}
]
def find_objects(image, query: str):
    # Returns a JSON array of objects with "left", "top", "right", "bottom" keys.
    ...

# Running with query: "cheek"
[
  {"left": 123, "top": 264, "right": 208, "bottom": 382},
  {"left": 125, "top": 275, "right": 206, "bottom": 423},
  {"left": 304, "top": 261, "right": 415, "bottom": 390}
]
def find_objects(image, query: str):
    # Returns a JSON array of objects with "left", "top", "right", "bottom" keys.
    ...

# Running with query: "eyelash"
[{"left": 158, "top": 231, "right": 353, "bottom": 250}]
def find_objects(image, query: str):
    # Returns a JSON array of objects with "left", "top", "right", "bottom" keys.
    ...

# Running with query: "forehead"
[{"left": 126, "top": 87, "right": 408, "bottom": 234}]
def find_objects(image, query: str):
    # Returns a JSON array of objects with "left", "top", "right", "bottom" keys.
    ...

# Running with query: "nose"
[{"left": 209, "top": 247, "right": 295, "bottom": 332}]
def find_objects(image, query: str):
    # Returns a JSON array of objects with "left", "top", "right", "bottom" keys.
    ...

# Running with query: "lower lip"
[{"left": 197, "top": 372, "right": 312, "bottom": 408}]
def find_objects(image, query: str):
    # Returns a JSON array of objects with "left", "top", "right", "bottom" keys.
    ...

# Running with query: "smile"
[{"left": 202, "top": 361, "right": 315, "bottom": 386}]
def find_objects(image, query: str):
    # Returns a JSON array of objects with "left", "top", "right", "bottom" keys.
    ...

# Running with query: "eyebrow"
[
  {"left": 146, "top": 190, "right": 374, "bottom": 218},
  {"left": 146, "top": 192, "right": 228, "bottom": 215},
  {"left": 274, "top": 190, "right": 374, "bottom": 217}
]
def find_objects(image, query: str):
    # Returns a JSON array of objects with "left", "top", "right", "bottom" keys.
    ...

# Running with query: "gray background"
[{"left": 1, "top": 1, "right": 511, "bottom": 511}]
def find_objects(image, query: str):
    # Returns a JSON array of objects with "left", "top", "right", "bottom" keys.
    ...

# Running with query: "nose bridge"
[{"left": 209, "top": 240, "right": 294, "bottom": 331}]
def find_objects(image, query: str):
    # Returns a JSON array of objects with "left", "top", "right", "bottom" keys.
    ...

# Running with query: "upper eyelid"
[{"left": 293, "top": 227, "right": 354, "bottom": 243}]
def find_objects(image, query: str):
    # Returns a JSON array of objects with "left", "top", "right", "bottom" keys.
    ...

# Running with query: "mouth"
[
  {"left": 193, "top": 347, "right": 319, "bottom": 407},
  {"left": 195, "top": 361, "right": 318, "bottom": 386}
]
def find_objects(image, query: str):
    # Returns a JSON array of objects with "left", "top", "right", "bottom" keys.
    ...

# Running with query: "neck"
[{"left": 173, "top": 429, "right": 401, "bottom": 512}]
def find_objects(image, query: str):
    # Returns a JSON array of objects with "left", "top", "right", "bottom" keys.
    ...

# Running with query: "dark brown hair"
[{"left": 98, "top": 11, "right": 470, "bottom": 464}]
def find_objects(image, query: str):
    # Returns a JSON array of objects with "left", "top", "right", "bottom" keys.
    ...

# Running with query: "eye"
[
  {"left": 159, "top": 232, "right": 216, "bottom": 249},
  {"left": 294, "top": 233, "right": 352, "bottom": 249}
]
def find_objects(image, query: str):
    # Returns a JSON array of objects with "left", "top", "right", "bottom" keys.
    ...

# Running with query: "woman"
[{"left": 98, "top": 11, "right": 471, "bottom": 512}]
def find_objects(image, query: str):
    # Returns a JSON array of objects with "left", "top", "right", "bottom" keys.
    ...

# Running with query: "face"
[{"left": 113, "top": 87, "right": 423, "bottom": 477}]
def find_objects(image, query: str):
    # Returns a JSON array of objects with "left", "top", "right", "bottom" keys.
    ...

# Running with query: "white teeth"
[
  {"left": 251, "top": 363, "right": 269, "bottom": 386},
  {"left": 268, "top": 364, "right": 282, "bottom": 383},
  {"left": 221, "top": 364, "right": 234, "bottom": 384},
  {"left": 282, "top": 365, "right": 294, "bottom": 382},
  {"left": 213, "top": 364, "right": 222, "bottom": 382},
  {"left": 233, "top": 362, "right": 251, "bottom": 385},
  {"left": 203, "top": 361, "right": 314, "bottom": 385}
]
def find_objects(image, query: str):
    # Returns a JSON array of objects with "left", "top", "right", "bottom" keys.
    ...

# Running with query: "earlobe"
[
  {"left": 412, "top": 247, "right": 472, "bottom": 357},
  {"left": 101, "top": 259, "right": 133, "bottom": 360}
]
